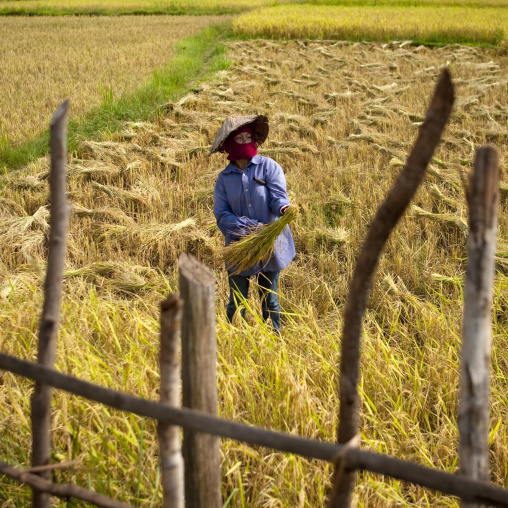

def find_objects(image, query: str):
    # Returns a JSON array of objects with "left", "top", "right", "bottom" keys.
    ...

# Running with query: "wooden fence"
[{"left": 1, "top": 69, "right": 508, "bottom": 508}]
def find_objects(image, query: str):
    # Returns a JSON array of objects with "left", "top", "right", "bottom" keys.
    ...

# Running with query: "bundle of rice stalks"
[
  {"left": 187, "top": 145, "right": 213, "bottom": 157},
  {"left": 100, "top": 218, "right": 196, "bottom": 243},
  {"left": 8, "top": 176, "right": 45, "bottom": 191},
  {"left": 64, "top": 262, "right": 159, "bottom": 294},
  {"left": 429, "top": 185, "right": 464, "bottom": 211},
  {"left": 288, "top": 123, "right": 318, "bottom": 139},
  {"left": 108, "top": 131, "right": 137, "bottom": 142},
  {"left": 272, "top": 113, "right": 307, "bottom": 125},
  {"left": 110, "top": 271, "right": 152, "bottom": 294},
  {"left": 64, "top": 262, "right": 119, "bottom": 279},
  {"left": 0, "top": 206, "right": 50, "bottom": 237},
  {"left": 223, "top": 207, "right": 297, "bottom": 275},
  {"left": 412, "top": 205, "right": 468, "bottom": 232},
  {"left": 0, "top": 208, "right": 50, "bottom": 266},
  {"left": 71, "top": 204, "right": 134, "bottom": 224},
  {"left": 389, "top": 157, "right": 404, "bottom": 168},
  {"left": 381, "top": 273, "right": 426, "bottom": 309},
  {"left": 348, "top": 132, "right": 388, "bottom": 144},
  {"left": 373, "top": 144, "right": 407, "bottom": 160},
  {"left": 80, "top": 140, "right": 129, "bottom": 165},
  {"left": 270, "top": 140, "right": 319, "bottom": 154},
  {"left": 313, "top": 226, "right": 348, "bottom": 247},
  {"left": 431, "top": 273, "right": 463, "bottom": 285},
  {"left": 67, "top": 162, "right": 121, "bottom": 180},
  {"left": 91, "top": 182, "right": 147, "bottom": 206},
  {"left": 0, "top": 198, "right": 26, "bottom": 216},
  {"left": 426, "top": 166, "right": 462, "bottom": 192}
]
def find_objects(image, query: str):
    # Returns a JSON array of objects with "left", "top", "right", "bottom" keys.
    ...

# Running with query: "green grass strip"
[{"left": 0, "top": 22, "right": 232, "bottom": 171}]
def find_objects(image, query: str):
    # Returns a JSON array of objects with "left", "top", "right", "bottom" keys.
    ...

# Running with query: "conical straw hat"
[{"left": 209, "top": 115, "right": 269, "bottom": 155}]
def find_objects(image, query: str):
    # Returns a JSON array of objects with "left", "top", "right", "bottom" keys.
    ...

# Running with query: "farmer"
[{"left": 211, "top": 115, "right": 295, "bottom": 332}]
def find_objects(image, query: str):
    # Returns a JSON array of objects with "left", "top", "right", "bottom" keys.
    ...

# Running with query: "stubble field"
[
  {"left": 0, "top": 0, "right": 293, "bottom": 15},
  {"left": 1, "top": 38, "right": 508, "bottom": 506},
  {"left": 0, "top": 15, "right": 225, "bottom": 145}
]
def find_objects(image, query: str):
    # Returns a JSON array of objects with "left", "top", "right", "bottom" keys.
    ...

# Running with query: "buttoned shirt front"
[{"left": 213, "top": 155, "right": 296, "bottom": 276}]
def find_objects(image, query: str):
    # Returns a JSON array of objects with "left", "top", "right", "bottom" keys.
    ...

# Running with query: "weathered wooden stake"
[
  {"left": 31, "top": 99, "right": 70, "bottom": 508},
  {"left": 159, "top": 294, "right": 184, "bottom": 508},
  {"left": 178, "top": 254, "right": 222, "bottom": 508},
  {"left": 459, "top": 146, "right": 500, "bottom": 508},
  {"left": 328, "top": 69, "right": 455, "bottom": 507}
]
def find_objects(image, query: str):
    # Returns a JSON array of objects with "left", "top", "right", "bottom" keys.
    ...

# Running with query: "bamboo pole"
[
  {"left": 31, "top": 99, "right": 70, "bottom": 508},
  {"left": 329, "top": 69, "right": 455, "bottom": 507},
  {"left": 2, "top": 353, "right": 508, "bottom": 507},
  {"left": 178, "top": 254, "right": 222, "bottom": 508},
  {"left": 159, "top": 294, "right": 184, "bottom": 508},
  {"left": 459, "top": 146, "right": 500, "bottom": 508},
  {"left": 0, "top": 461, "right": 134, "bottom": 508}
]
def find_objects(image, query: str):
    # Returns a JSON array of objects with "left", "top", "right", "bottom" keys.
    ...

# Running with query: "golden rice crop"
[
  {"left": 1, "top": 38, "right": 508, "bottom": 506},
  {"left": 306, "top": 0, "right": 508, "bottom": 6},
  {"left": 0, "top": 15, "right": 225, "bottom": 144},
  {"left": 234, "top": 5, "right": 508, "bottom": 45}
]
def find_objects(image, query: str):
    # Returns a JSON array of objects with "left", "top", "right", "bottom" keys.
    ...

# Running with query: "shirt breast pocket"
[{"left": 252, "top": 179, "right": 269, "bottom": 202}]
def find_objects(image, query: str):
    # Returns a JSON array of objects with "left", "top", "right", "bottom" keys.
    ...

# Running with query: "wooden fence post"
[
  {"left": 178, "top": 254, "right": 222, "bottom": 508},
  {"left": 31, "top": 100, "right": 70, "bottom": 508},
  {"left": 328, "top": 69, "right": 455, "bottom": 507},
  {"left": 459, "top": 146, "right": 500, "bottom": 508},
  {"left": 159, "top": 294, "right": 184, "bottom": 508}
]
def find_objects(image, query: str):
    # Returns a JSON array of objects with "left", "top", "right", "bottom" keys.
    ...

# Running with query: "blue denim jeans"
[{"left": 226, "top": 271, "right": 281, "bottom": 331}]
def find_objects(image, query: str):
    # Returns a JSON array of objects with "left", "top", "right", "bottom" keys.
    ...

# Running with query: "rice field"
[
  {"left": 234, "top": 4, "right": 508, "bottom": 45},
  {"left": 0, "top": 0, "right": 292, "bottom": 15},
  {"left": 0, "top": 15, "right": 226, "bottom": 145},
  {"left": 1, "top": 36, "right": 508, "bottom": 506},
  {"left": 300, "top": 0, "right": 508, "bottom": 5}
]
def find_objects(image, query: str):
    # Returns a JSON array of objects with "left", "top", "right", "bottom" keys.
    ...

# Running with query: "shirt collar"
[{"left": 223, "top": 155, "right": 262, "bottom": 174}]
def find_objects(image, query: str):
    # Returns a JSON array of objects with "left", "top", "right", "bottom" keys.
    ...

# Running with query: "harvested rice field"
[
  {"left": 0, "top": 15, "right": 226, "bottom": 144},
  {"left": 0, "top": 0, "right": 291, "bottom": 15},
  {"left": 1, "top": 39, "right": 508, "bottom": 506}
]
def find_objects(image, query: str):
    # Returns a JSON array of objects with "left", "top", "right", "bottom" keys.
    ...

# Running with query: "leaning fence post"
[
  {"left": 178, "top": 254, "right": 222, "bottom": 508},
  {"left": 328, "top": 70, "right": 454, "bottom": 507},
  {"left": 159, "top": 294, "right": 185, "bottom": 508},
  {"left": 31, "top": 99, "right": 70, "bottom": 508},
  {"left": 459, "top": 146, "right": 500, "bottom": 508}
]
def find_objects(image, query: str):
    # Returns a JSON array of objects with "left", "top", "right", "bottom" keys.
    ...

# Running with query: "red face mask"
[{"left": 222, "top": 125, "right": 257, "bottom": 161}]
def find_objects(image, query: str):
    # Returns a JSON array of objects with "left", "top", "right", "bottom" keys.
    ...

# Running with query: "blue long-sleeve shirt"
[{"left": 213, "top": 155, "right": 296, "bottom": 276}]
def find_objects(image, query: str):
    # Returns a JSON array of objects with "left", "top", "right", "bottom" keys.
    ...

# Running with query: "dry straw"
[{"left": 223, "top": 206, "right": 297, "bottom": 275}]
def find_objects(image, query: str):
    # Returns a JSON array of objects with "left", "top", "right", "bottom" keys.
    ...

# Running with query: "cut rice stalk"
[
  {"left": 412, "top": 205, "right": 467, "bottom": 232},
  {"left": 429, "top": 184, "right": 464, "bottom": 210},
  {"left": 223, "top": 207, "right": 297, "bottom": 275},
  {"left": 431, "top": 273, "right": 463, "bottom": 284}
]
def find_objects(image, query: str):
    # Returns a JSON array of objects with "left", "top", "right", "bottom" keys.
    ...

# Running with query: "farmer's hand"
[{"left": 280, "top": 205, "right": 290, "bottom": 215}]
